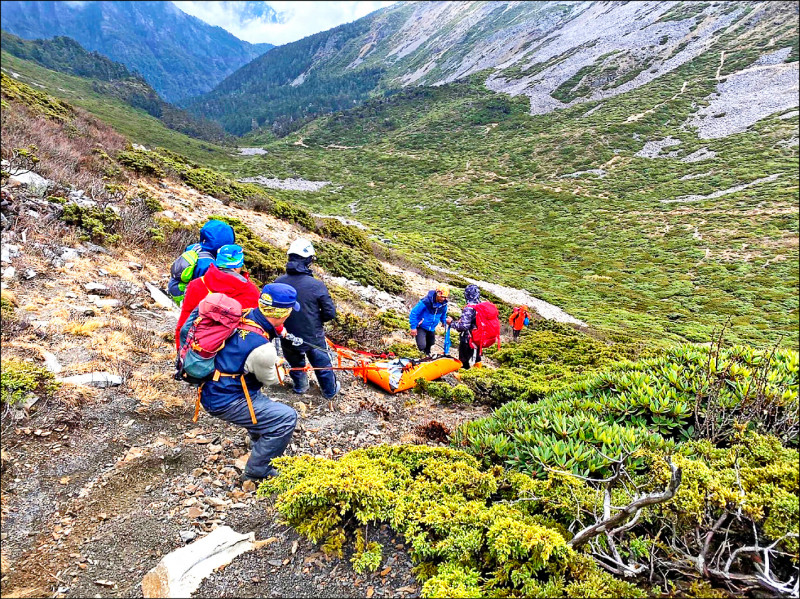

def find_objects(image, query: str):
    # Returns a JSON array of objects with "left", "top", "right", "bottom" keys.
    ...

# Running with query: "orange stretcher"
[
  {"left": 324, "top": 340, "right": 463, "bottom": 394},
  {"left": 361, "top": 355, "right": 463, "bottom": 393}
]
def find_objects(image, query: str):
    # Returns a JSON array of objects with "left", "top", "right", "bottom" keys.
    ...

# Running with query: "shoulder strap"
[{"left": 239, "top": 318, "right": 269, "bottom": 339}]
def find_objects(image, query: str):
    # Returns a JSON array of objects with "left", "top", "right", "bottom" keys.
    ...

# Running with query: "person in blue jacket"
[
  {"left": 167, "top": 219, "right": 236, "bottom": 303},
  {"left": 409, "top": 286, "right": 452, "bottom": 357},
  {"left": 200, "top": 283, "right": 299, "bottom": 483}
]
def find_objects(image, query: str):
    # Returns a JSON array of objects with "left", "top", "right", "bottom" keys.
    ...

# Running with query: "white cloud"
[{"left": 172, "top": 1, "right": 398, "bottom": 46}]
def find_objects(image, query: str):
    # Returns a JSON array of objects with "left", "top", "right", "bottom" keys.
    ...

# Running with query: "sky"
[{"left": 171, "top": 1, "right": 399, "bottom": 46}]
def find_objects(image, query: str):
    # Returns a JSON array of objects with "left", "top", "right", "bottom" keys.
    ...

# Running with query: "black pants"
[
  {"left": 512, "top": 329, "right": 521, "bottom": 341},
  {"left": 415, "top": 328, "right": 436, "bottom": 355},
  {"left": 458, "top": 335, "right": 481, "bottom": 369}
]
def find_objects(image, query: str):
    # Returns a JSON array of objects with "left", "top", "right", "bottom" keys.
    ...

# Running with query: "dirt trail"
[
  {"left": 0, "top": 178, "right": 493, "bottom": 598},
  {"left": 626, "top": 79, "right": 688, "bottom": 123}
]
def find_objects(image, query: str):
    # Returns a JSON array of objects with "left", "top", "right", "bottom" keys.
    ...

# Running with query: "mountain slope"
[
  {"left": 0, "top": 31, "right": 231, "bottom": 144},
  {"left": 0, "top": 0, "right": 273, "bottom": 102},
  {"left": 228, "top": 13, "right": 798, "bottom": 347},
  {"left": 0, "top": 51, "right": 233, "bottom": 163},
  {"left": 184, "top": 0, "right": 798, "bottom": 135}
]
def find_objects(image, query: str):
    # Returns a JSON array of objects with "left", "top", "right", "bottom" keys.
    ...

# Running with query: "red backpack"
[
  {"left": 175, "top": 293, "right": 264, "bottom": 385},
  {"left": 469, "top": 301, "right": 501, "bottom": 350}
]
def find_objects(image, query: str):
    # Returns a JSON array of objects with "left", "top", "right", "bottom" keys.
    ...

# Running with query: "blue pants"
[
  {"left": 207, "top": 391, "right": 297, "bottom": 479},
  {"left": 281, "top": 340, "right": 338, "bottom": 398}
]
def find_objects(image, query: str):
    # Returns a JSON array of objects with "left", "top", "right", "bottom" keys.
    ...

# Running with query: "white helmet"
[{"left": 287, "top": 238, "right": 315, "bottom": 258}]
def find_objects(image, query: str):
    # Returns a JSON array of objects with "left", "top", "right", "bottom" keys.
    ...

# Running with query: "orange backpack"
[{"left": 509, "top": 307, "right": 527, "bottom": 329}]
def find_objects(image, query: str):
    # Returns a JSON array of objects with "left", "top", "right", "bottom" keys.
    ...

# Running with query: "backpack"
[
  {"left": 174, "top": 293, "right": 265, "bottom": 385},
  {"left": 509, "top": 307, "right": 529, "bottom": 329},
  {"left": 469, "top": 301, "right": 501, "bottom": 350},
  {"left": 168, "top": 243, "right": 215, "bottom": 306}
]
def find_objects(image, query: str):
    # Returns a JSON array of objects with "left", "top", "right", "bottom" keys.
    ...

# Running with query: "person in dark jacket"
[
  {"left": 451, "top": 284, "right": 482, "bottom": 369},
  {"left": 167, "top": 219, "right": 235, "bottom": 304},
  {"left": 409, "top": 286, "right": 452, "bottom": 356},
  {"left": 175, "top": 244, "right": 260, "bottom": 350},
  {"left": 274, "top": 238, "right": 340, "bottom": 399},
  {"left": 200, "top": 283, "right": 299, "bottom": 483}
]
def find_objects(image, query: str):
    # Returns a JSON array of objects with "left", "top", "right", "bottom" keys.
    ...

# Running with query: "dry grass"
[
  {"left": 57, "top": 382, "right": 100, "bottom": 406},
  {"left": 129, "top": 371, "right": 188, "bottom": 412},
  {"left": 1, "top": 96, "right": 127, "bottom": 192},
  {"left": 62, "top": 319, "right": 104, "bottom": 336}
]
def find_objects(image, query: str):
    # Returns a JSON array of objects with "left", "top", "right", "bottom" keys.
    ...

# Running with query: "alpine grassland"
[
  {"left": 233, "top": 50, "right": 798, "bottom": 348},
  {"left": 226, "top": 11, "right": 798, "bottom": 349}
]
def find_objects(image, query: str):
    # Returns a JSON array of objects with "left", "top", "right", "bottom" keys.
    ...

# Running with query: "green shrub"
[
  {"left": 270, "top": 199, "right": 316, "bottom": 229},
  {"left": 0, "top": 72, "right": 73, "bottom": 121},
  {"left": 1, "top": 296, "right": 15, "bottom": 321},
  {"left": 61, "top": 203, "right": 120, "bottom": 244},
  {"left": 116, "top": 149, "right": 166, "bottom": 177},
  {"left": 1, "top": 357, "right": 60, "bottom": 405},
  {"left": 315, "top": 240, "right": 404, "bottom": 294},
  {"left": 414, "top": 378, "right": 475, "bottom": 404},
  {"left": 383, "top": 341, "right": 420, "bottom": 359},
  {"left": 455, "top": 343, "right": 798, "bottom": 478},
  {"left": 315, "top": 218, "right": 371, "bottom": 251},
  {"left": 376, "top": 309, "right": 409, "bottom": 331},
  {"left": 259, "top": 445, "right": 644, "bottom": 598}
]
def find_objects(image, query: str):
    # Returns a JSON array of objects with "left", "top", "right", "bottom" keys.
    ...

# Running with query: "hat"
[
  {"left": 287, "top": 238, "right": 315, "bottom": 258},
  {"left": 464, "top": 284, "right": 480, "bottom": 304},
  {"left": 216, "top": 244, "right": 244, "bottom": 269},
  {"left": 259, "top": 283, "right": 301, "bottom": 318},
  {"left": 435, "top": 286, "right": 450, "bottom": 299}
]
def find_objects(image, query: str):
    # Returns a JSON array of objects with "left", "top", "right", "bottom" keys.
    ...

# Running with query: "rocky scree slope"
[{"left": 185, "top": 0, "right": 798, "bottom": 135}]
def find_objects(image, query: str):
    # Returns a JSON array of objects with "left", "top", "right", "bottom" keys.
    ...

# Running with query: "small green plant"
[
  {"left": 414, "top": 378, "right": 475, "bottom": 404},
  {"left": 61, "top": 203, "right": 121, "bottom": 244},
  {"left": 350, "top": 528, "right": 383, "bottom": 574},
  {"left": 1, "top": 357, "right": 60, "bottom": 406}
]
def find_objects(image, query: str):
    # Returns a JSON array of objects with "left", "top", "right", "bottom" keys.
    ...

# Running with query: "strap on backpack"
[
  {"left": 191, "top": 318, "right": 269, "bottom": 426},
  {"left": 193, "top": 385, "right": 203, "bottom": 423},
  {"left": 193, "top": 373, "right": 258, "bottom": 425}
]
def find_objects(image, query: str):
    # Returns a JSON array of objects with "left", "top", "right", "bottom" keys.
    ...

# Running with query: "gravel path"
[{"left": 661, "top": 174, "right": 781, "bottom": 204}]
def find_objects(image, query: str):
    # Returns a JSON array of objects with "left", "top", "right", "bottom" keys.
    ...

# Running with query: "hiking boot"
[
  {"left": 240, "top": 466, "right": 279, "bottom": 485},
  {"left": 323, "top": 380, "right": 341, "bottom": 400}
]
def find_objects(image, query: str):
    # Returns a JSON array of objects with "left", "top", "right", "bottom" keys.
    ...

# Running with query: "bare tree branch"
[{"left": 568, "top": 459, "right": 682, "bottom": 549}]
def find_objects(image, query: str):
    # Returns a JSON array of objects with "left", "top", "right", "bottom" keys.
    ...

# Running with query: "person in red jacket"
[{"left": 175, "top": 244, "right": 260, "bottom": 350}]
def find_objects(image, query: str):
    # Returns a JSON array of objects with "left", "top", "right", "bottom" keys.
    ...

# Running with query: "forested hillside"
[
  {"left": 1, "top": 32, "right": 232, "bottom": 144},
  {"left": 0, "top": 0, "right": 272, "bottom": 102}
]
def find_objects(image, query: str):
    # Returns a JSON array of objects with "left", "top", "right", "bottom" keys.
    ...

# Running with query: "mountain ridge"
[
  {"left": 184, "top": 0, "right": 798, "bottom": 136},
  {"left": 0, "top": 0, "right": 273, "bottom": 102},
  {"left": 0, "top": 31, "right": 233, "bottom": 144}
]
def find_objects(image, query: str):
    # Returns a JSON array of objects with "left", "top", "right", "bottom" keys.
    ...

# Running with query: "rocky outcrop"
[{"left": 141, "top": 526, "right": 258, "bottom": 598}]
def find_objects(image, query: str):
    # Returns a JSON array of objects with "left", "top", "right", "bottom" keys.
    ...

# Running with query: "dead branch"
[{"left": 568, "top": 459, "right": 682, "bottom": 549}]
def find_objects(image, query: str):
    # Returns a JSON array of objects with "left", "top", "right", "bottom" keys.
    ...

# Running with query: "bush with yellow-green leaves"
[
  {"left": 259, "top": 445, "right": 643, "bottom": 598},
  {"left": 258, "top": 340, "right": 798, "bottom": 596}
]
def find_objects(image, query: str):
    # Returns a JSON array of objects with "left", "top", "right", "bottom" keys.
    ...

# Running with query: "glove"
[{"left": 285, "top": 332, "right": 304, "bottom": 347}]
